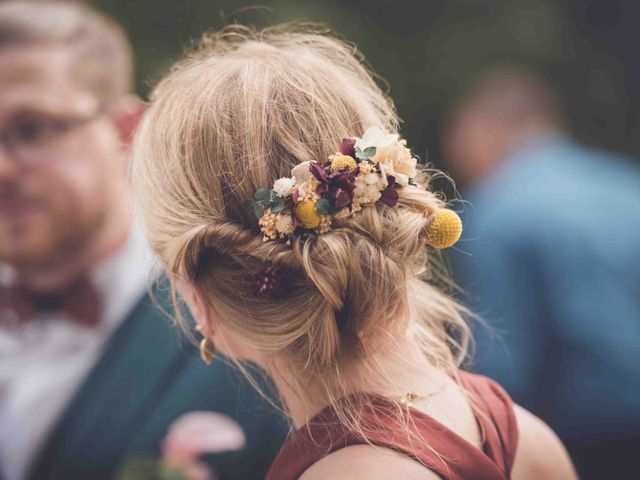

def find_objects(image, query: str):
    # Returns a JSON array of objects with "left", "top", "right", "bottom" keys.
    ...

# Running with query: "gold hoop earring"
[{"left": 199, "top": 337, "right": 216, "bottom": 365}]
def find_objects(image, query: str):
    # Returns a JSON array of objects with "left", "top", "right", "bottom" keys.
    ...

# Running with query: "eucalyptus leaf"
[
  {"left": 243, "top": 200, "right": 256, "bottom": 214},
  {"left": 363, "top": 146, "right": 376, "bottom": 158},
  {"left": 269, "top": 190, "right": 282, "bottom": 203},
  {"left": 253, "top": 203, "right": 265, "bottom": 218},
  {"left": 271, "top": 196, "right": 285, "bottom": 213},
  {"left": 356, "top": 146, "right": 376, "bottom": 160},
  {"left": 254, "top": 188, "right": 271, "bottom": 202},
  {"left": 315, "top": 198, "right": 330, "bottom": 215}
]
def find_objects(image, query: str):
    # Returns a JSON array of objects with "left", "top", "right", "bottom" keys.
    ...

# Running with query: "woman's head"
[{"left": 133, "top": 24, "right": 468, "bottom": 406}]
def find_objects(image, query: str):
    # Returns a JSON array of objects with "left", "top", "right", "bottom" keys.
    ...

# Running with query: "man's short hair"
[{"left": 0, "top": 0, "right": 134, "bottom": 103}]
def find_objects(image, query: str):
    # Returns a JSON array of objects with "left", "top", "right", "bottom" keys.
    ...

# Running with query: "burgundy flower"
[
  {"left": 335, "top": 189, "right": 352, "bottom": 209},
  {"left": 330, "top": 171, "right": 357, "bottom": 192},
  {"left": 340, "top": 138, "right": 356, "bottom": 157},
  {"left": 380, "top": 175, "right": 399, "bottom": 207},
  {"left": 252, "top": 266, "right": 293, "bottom": 300},
  {"left": 310, "top": 161, "right": 331, "bottom": 185},
  {"left": 309, "top": 161, "right": 358, "bottom": 210}
]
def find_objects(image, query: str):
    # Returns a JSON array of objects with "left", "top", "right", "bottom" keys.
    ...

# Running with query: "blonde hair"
[
  {"left": 132, "top": 23, "right": 470, "bottom": 441},
  {"left": 0, "top": 0, "right": 134, "bottom": 103}
]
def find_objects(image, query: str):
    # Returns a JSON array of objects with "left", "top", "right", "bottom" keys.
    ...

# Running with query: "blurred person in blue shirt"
[{"left": 443, "top": 65, "right": 640, "bottom": 479}]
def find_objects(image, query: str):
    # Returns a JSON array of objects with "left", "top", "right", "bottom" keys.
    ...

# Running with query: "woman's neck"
[{"left": 265, "top": 337, "right": 446, "bottom": 429}]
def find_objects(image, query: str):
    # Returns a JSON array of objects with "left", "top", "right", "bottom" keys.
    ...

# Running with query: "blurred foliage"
[
  {"left": 117, "top": 455, "right": 189, "bottom": 480},
  {"left": 92, "top": 0, "right": 640, "bottom": 166}
]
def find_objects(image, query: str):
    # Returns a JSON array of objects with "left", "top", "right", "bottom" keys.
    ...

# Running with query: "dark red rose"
[
  {"left": 380, "top": 175, "right": 399, "bottom": 207},
  {"left": 340, "top": 138, "right": 356, "bottom": 157}
]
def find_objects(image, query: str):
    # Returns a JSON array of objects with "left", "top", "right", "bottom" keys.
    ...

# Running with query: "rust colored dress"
[{"left": 266, "top": 372, "right": 519, "bottom": 480}]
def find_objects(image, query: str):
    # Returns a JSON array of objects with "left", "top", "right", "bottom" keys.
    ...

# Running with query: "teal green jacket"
[{"left": 23, "top": 287, "right": 288, "bottom": 480}]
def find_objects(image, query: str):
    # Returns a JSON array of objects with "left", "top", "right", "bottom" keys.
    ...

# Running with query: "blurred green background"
[{"left": 93, "top": 0, "right": 640, "bottom": 168}]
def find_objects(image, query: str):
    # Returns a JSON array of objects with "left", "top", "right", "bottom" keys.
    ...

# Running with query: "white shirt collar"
[
  {"left": 0, "top": 224, "right": 157, "bottom": 347},
  {"left": 0, "top": 225, "right": 157, "bottom": 480}
]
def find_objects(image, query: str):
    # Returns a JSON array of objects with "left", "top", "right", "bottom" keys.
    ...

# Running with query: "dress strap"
[
  {"left": 460, "top": 372, "right": 519, "bottom": 476},
  {"left": 266, "top": 371, "right": 519, "bottom": 480}
]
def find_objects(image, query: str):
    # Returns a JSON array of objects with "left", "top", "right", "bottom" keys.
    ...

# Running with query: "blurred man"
[
  {"left": 444, "top": 65, "right": 640, "bottom": 479},
  {"left": 0, "top": 2, "right": 285, "bottom": 480}
]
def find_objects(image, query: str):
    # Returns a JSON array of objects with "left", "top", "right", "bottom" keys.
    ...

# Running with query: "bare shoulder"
[
  {"left": 512, "top": 405, "right": 577, "bottom": 480},
  {"left": 299, "top": 444, "right": 440, "bottom": 480}
]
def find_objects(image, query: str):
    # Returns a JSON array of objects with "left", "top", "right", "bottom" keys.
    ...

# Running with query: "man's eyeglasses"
[{"left": 0, "top": 109, "right": 106, "bottom": 166}]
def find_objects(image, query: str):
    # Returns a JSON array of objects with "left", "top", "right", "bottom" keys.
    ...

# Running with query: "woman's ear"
[
  {"left": 175, "top": 280, "right": 214, "bottom": 337},
  {"left": 191, "top": 288, "right": 215, "bottom": 337}
]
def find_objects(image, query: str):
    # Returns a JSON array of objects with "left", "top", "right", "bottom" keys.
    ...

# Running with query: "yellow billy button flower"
[
  {"left": 330, "top": 155, "right": 357, "bottom": 172},
  {"left": 295, "top": 200, "right": 321, "bottom": 229},
  {"left": 425, "top": 208, "right": 463, "bottom": 249}
]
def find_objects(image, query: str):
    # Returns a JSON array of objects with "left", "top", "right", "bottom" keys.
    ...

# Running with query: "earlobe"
[
  {"left": 188, "top": 286, "right": 214, "bottom": 338},
  {"left": 173, "top": 279, "right": 214, "bottom": 337}
]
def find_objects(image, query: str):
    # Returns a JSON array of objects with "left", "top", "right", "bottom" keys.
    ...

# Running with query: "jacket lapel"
[{"left": 28, "top": 289, "right": 191, "bottom": 480}]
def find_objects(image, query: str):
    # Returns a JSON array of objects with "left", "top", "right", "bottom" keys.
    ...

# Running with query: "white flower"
[
  {"left": 275, "top": 214, "right": 295, "bottom": 235},
  {"left": 291, "top": 161, "right": 312, "bottom": 185},
  {"left": 364, "top": 172, "right": 380, "bottom": 185},
  {"left": 354, "top": 177, "right": 382, "bottom": 205},
  {"left": 353, "top": 127, "right": 417, "bottom": 185},
  {"left": 367, "top": 185, "right": 382, "bottom": 203},
  {"left": 273, "top": 177, "right": 296, "bottom": 197},
  {"left": 354, "top": 126, "right": 399, "bottom": 152},
  {"left": 373, "top": 140, "right": 417, "bottom": 186}
]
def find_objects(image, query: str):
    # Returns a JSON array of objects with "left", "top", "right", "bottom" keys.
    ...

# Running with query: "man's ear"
[{"left": 110, "top": 94, "right": 145, "bottom": 148}]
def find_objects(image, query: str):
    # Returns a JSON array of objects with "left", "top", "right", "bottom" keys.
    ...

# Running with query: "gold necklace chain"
[{"left": 394, "top": 381, "right": 448, "bottom": 407}]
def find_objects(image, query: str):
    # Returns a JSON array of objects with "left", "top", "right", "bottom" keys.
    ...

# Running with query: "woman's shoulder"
[
  {"left": 511, "top": 405, "right": 577, "bottom": 480},
  {"left": 299, "top": 444, "right": 440, "bottom": 480},
  {"left": 462, "top": 372, "right": 576, "bottom": 478},
  {"left": 299, "top": 403, "right": 578, "bottom": 480}
]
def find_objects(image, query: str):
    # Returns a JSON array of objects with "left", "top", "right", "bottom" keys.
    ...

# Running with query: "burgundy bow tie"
[{"left": 0, "top": 276, "right": 102, "bottom": 328}]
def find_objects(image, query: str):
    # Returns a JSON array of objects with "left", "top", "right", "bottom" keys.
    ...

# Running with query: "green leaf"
[
  {"left": 315, "top": 198, "right": 330, "bottom": 215},
  {"left": 254, "top": 188, "right": 271, "bottom": 202},
  {"left": 159, "top": 465, "right": 191, "bottom": 480},
  {"left": 253, "top": 203, "right": 265, "bottom": 218},
  {"left": 117, "top": 455, "right": 162, "bottom": 480},
  {"left": 271, "top": 195, "right": 285, "bottom": 213},
  {"left": 269, "top": 190, "right": 282, "bottom": 203},
  {"left": 243, "top": 200, "right": 256, "bottom": 214},
  {"left": 356, "top": 146, "right": 376, "bottom": 160},
  {"left": 324, "top": 190, "right": 340, "bottom": 214}
]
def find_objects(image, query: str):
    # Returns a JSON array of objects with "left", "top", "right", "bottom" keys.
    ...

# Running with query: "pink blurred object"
[{"left": 162, "top": 411, "right": 247, "bottom": 480}]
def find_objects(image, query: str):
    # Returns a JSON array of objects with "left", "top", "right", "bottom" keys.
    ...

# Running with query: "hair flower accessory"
[
  {"left": 253, "top": 266, "right": 293, "bottom": 300},
  {"left": 425, "top": 209, "right": 463, "bottom": 249},
  {"left": 244, "top": 127, "right": 461, "bottom": 249}
]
